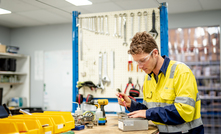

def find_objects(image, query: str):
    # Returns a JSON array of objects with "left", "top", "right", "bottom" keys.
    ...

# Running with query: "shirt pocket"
[
  {"left": 144, "top": 91, "right": 152, "bottom": 100},
  {"left": 160, "top": 89, "right": 176, "bottom": 101}
]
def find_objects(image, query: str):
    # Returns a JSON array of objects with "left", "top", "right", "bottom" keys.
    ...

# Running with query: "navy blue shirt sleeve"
[
  {"left": 146, "top": 104, "right": 185, "bottom": 125},
  {"left": 128, "top": 100, "right": 148, "bottom": 112},
  {"left": 128, "top": 100, "right": 185, "bottom": 125}
]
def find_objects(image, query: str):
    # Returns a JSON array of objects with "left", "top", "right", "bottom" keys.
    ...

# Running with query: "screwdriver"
[
  {"left": 117, "top": 88, "right": 128, "bottom": 110},
  {"left": 119, "top": 94, "right": 128, "bottom": 110}
]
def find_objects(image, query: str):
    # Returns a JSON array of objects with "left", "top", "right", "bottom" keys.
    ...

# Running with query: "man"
[{"left": 116, "top": 31, "right": 204, "bottom": 134}]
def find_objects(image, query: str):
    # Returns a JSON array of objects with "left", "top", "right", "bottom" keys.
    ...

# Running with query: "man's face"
[{"left": 132, "top": 49, "right": 156, "bottom": 74}]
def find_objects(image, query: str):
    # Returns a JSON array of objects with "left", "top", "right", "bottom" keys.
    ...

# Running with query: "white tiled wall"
[{"left": 78, "top": 8, "right": 161, "bottom": 98}]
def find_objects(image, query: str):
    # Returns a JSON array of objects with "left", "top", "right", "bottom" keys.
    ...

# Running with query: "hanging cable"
[
  {"left": 35, "top": 0, "right": 71, "bottom": 15},
  {"left": 153, "top": 0, "right": 160, "bottom": 5},
  {"left": 3, "top": 85, "right": 13, "bottom": 97}
]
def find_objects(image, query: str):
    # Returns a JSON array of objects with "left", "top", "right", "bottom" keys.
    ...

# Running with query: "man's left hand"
[{"left": 127, "top": 110, "right": 147, "bottom": 118}]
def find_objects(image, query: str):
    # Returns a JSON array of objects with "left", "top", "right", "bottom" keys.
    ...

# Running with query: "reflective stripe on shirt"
[
  {"left": 143, "top": 101, "right": 171, "bottom": 108},
  {"left": 157, "top": 117, "right": 203, "bottom": 133},
  {"left": 143, "top": 93, "right": 200, "bottom": 108},
  {"left": 175, "top": 97, "right": 196, "bottom": 108},
  {"left": 169, "top": 62, "right": 181, "bottom": 78}
]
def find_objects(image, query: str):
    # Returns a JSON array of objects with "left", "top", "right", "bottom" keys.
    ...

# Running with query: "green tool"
[{"left": 61, "top": 131, "right": 75, "bottom": 134}]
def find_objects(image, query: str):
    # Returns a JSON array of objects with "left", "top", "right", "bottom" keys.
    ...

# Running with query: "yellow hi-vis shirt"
[{"left": 143, "top": 60, "right": 203, "bottom": 133}]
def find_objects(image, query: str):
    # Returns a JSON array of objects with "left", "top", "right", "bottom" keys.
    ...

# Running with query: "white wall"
[
  {"left": 10, "top": 23, "right": 72, "bottom": 107},
  {"left": 0, "top": 26, "right": 11, "bottom": 45},
  {"left": 2, "top": 9, "right": 221, "bottom": 107},
  {"left": 168, "top": 9, "right": 221, "bottom": 29}
]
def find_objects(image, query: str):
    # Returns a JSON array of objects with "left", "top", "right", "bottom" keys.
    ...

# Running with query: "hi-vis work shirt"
[{"left": 128, "top": 56, "right": 204, "bottom": 134}]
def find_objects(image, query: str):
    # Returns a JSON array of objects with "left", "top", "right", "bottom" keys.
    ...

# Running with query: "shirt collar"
[{"left": 148, "top": 55, "right": 170, "bottom": 77}]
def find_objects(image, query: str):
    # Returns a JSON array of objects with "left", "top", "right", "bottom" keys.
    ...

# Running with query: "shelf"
[
  {"left": 200, "top": 96, "right": 221, "bottom": 100},
  {"left": 0, "top": 82, "right": 23, "bottom": 85},
  {"left": 0, "top": 53, "right": 30, "bottom": 107},
  {"left": 0, "top": 71, "right": 27, "bottom": 75},
  {"left": 201, "top": 114, "right": 221, "bottom": 118},
  {"left": 203, "top": 124, "right": 221, "bottom": 128},
  {"left": 0, "top": 52, "right": 26, "bottom": 58},
  {"left": 198, "top": 87, "right": 221, "bottom": 91},
  {"left": 195, "top": 76, "right": 220, "bottom": 79},
  {"left": 185, "top": 61, "right": 220, "bottom": 66},
  {"left": 201, "top": 108, "right": 221, "bottom": 112}
]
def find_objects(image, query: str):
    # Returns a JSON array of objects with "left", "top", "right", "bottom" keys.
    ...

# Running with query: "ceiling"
[{"left": 0, "top": 0, "right": 221, "bottom": 28}]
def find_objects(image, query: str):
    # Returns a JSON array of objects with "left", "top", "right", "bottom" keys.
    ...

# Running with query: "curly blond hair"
[{"left": 128, "top": 31, "right": 159, "bottom": 55}]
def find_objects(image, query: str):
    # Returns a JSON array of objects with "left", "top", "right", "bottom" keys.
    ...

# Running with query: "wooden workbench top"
[{"left": 73, "top": 116, "right": 159, "bottom": 134}]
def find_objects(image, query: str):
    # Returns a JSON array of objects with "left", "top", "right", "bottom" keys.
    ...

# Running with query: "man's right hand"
[{"left": 116, "top": 93, "right": 132, "bottom": 108}]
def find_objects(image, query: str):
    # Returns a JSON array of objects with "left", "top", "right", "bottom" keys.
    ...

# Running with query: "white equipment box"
[{"left": 118, "top": 117, "right": 149, "bottom": 131}]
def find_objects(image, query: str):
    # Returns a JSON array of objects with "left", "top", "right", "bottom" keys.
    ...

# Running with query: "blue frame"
[
  {"left": 72, "top": 11, "right": 79, "bottom": 112},
  {"left": 160, "top": 2, "right": 169, "bottom": 56},
  {"left": 72, "top": 3, "right": 168, "bottom": 112}
]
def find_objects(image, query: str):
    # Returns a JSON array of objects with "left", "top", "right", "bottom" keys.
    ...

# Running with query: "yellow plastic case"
[
  {"left": 8, "top": 115, "right": 53, "bottom": 134},
  {"left": 0, "top": 111, "right": 74, "bottom": 134},
  {"left": 43, "top": 111, "right": 75, "bottom": 132},
  {"left": 0, "top": 118, "right": 41, "bottom": 134},
  {"left": 31, "top": 111, "right": 75, "bottom": 133}
]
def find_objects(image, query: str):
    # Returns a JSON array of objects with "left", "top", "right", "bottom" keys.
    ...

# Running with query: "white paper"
[
  {"left": 45, "top": 131, "right": 52, "bottom": 134},
  {"left": 58, "top": 124, "right": 63, "bottom": 129},
  {"left": 118, "top": 121, "right": 123, "bottom": 130}
]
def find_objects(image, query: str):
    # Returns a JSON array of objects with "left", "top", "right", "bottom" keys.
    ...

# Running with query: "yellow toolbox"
[
  {"left": 7, "top": 115, "right": 53, "bottom": 134},
  {"left": 44, "top": 111, "right": 75, "bottom": 132},
  {"left": 31, "top": 111, "right": 75, "bottom": 133},
  {"left": 0, "top": 118, "right": 41, "bottom": 134},
  {"left": 0, "top": 111, "right": 74, "bottom": 134},
  {"left": 0, "top": 121, "right": 21, "bottom": 134}
]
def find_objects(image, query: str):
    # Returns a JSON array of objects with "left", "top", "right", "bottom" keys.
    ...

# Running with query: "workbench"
[{"left": 72, "top": 115, "right": 159, "bottom": 134}]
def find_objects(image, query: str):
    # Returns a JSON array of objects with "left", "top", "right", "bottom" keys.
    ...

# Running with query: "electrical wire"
[
  {"left": 73, "top": 102, "right": 80, "bottom": 108},
  {"left": 155, "top": 0, "right": 160, "bottom": 4},
  {"left": 3, "top": 86, "right": 12, "bottom": 97},
  {"left": 153, "top": 0, "right": 160, "bottom": 5}
]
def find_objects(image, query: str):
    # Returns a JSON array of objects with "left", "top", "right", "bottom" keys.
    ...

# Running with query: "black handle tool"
[
  {"left": 3, "top": 103, "right": 12, "bottom": 116},
  {"left": 149, "top": 10, "right": 158, "bottom": 39}
]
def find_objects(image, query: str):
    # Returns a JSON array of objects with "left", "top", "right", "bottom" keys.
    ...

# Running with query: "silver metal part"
[
  {"left": 97, "top": 52, "right": 104, "bottom": 91},
  {"left": 118, "top": 117, "right": 149, "bottom": 131},
  {"left": 76, "top": 17, "right": 80, "bottom": 27},
  {"left": 101, "top": 16, "right": 104, "bottom": 34},
  {"left": 97, "top": 16, "right": 101, "bottom": 34},
  {"left": 137, "top": 12, "right": 142, "bottom": 32},
  {"left": 122, "top": 13, "right": 127, "bottom": 46},
  {"left": 86, "top": 124, "right": 93, "bottom": 129},
  {"left": 84, "top": 17, "right": 88, "bottom": 30},
  {"left": 102, "top": 52, "right": 110, "bottom": 86},
  {"left": 19, "top": 109, "right": 32, "bottom": 115},
  {"left": 118, "top": 14, "right": 122, "bottom": 38},
  {"left": 143, "top": 11, "right": 148, "bottom": 32},
  {"left": 113, "top": 14, "right": 118, "bottom": 37},
  {"left": 105, "top": 15, "right": 109, "bottom": 35},
  {"left": 94, "top": 16, "right": 98, "bottom": 34},
  {"left": 87, "top": 17, "right": 89, "bottom": 30},
  {"left": 130, "top": 13, "right": 134, "bottom": 40},
  {"left": 110, "top": 51, "right": 115, "bottom": 89},
  {"left": 42, "top": 124, "right": 49, "bottom": 127},
  {"left": 92, "top": 17, "right": 95, "bottom": 32}
]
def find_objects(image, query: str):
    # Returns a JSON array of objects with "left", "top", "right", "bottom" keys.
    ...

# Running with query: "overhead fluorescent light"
[
  {"left": 0, "top": 8, "right": 11, "bottom": 15},
  {"left": 65, "top": 0, "right": 92, "bottom": 6}
]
